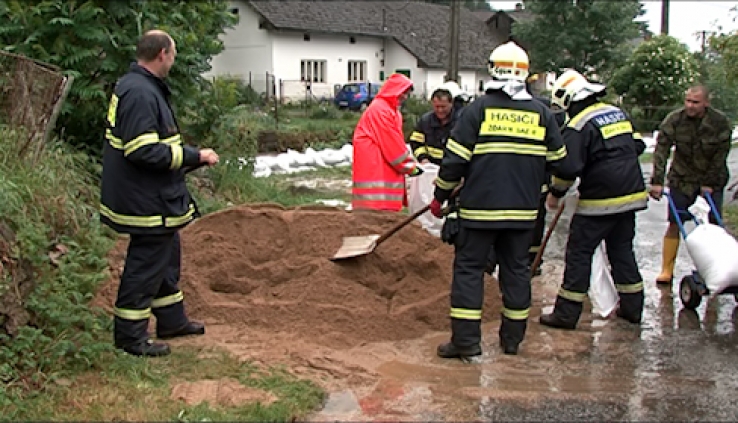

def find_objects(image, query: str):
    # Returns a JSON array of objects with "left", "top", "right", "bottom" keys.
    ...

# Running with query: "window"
[
  {"left": 347, "top": 60, "right": 367, "bottom": 82},
  {"left": 395, "top": 69, "right": 411, "bottom": 79},
  {"left": 379, "top": 70, "right": 385, "bottom": 81},
  {"left": 303, "top": 33, "right": 310, "bottom": 41},
  {"left": 349, "top": 36, "right": 356, "bottom": 44},
  {"left": 301, "top": 60, "right": 327, "bottom": 83}
]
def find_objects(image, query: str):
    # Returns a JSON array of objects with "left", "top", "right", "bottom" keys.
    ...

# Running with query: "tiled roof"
[{"left": 246, "top": 0, "right": 507, "bottom": 70}]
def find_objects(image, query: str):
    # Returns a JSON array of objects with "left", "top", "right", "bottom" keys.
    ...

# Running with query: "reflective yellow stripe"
[
  {"left": 165, "top": 204, "right": 196, "bottom": 227},
  {"left": 567, "top": 103, "right": 617, "bottom": 131},
  {"left": 435, "top": 177, "right": 460, "bottom": 190},
  {"left": 558, "top": 288, "right": 586, "bottom": 302},
  {"left": 450, "top": 307, "right": 482, "bottom": 320},
  {"left": 502, "top": 307, "right": 529, "bottom": 320},
  {"left": 409, "top": 131, "right": 425, "bottom": 142},
  {"left": 600, "top": 121, "right": 633, "bottom": 139},
  {"left": 114, "top": 307, "right": 151, "bottom": 320},
  {"left": 170, "top": 144, "right": 183, "bottom": 169},
  {"left": 546, "top": 145, "right": 567, "bottom": 161},
  {"left": 426, "top": 146, "right": 444, "bottom": 159},
  {"left": 541, "top": 184, "right": 549, "bottom": 193},
  {"left": 106, "top": 129, "right": 124, "bottom": 149},
  {"left": 551, "top": 176, "right": 575, "bottom": 191},
  {"left": 632, "top": 132, "right": 643, "bottom": 140},
  {"left": 413, "top": 146, "right": 428, "bottom": 158},
  {"left": 107, "top": 94, "right": 119, "bottom": 127},
  {"left": 161, "top": 134, "right": 182, "bottom": 145},
  {"left": 529, "top": 246, "right": 540, "bottom": 253},
  {"left": 446, "top": 138, "right": 472, "bottom": 161},
  {"left": 578, "top": 191, "right": 648, "bottom": 208},
  {"left": 124, "top": 132, "right": 159, "bottom": 156},
  {"left": 616, "top": 282, "right": 644, "bottom": 294},
  {"left": 576, "top": 191, "right": 648, "bottom": 215},
  {"left": 151, "top": 291, "right": 184, "bottom": 308},
  {"left": 459, "top": 209, "right": 538, "bottom": 221},
  {"left": 473, "top": 142, "right": 547, "bottom": 156},
  {"left": 100, "top": 204, "right": 163, "bottom": 228}
]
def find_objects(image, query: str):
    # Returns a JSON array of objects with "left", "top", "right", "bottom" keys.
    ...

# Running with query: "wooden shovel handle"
[
  {"left": 530, "top": 201, "right": 566, "bottom": 278},
  {"left": 375, "top": 204, "right": 431, "bottom": 246}
]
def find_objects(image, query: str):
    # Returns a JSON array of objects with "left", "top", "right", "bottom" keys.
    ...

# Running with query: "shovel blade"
[{"left": 330, "top": 234, "right": 380, "bottom": 261}]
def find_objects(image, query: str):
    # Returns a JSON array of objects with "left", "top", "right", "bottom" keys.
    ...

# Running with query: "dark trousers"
[
  {"left": 553, "top": 212, "right": 644, "bottom": 325},
  {"left": 451, "top": 225, "right": 533, "bottom": 348},
  {"left": 114, "top": 231, "right": 189, "bottom": 347},
  {"left": 529, "top": 192, "right": 548, "bottom": 264},
  {"left": 668, "top": 187, "right": 724, "bottom": 224}
]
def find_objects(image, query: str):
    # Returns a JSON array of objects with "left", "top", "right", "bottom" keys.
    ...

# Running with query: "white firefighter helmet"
[
  {"left": 488, "top": 41, "right": 529, "bottom": 82},
  {"left": 550, "top": 69, "right": 606, "bottom": 111}
]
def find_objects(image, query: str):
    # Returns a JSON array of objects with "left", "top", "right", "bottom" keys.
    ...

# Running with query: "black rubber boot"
[
  {"left": 119, "top": 339, "right": 171, "bottom": 357},
  {"left": 436, "top": 342, "right": 482, "bottom": 359},
  {"left": 616, "top": 308, "right": 642, "bottom": 324},
  {"left": 539, "top": 313, "right": 577, "bottom": 330},
  {"left": 158, "top": 321, "right": 205, "bottom": 340},
  {"left": 499, "top": 338, "right": 519, "bottom": 355}
]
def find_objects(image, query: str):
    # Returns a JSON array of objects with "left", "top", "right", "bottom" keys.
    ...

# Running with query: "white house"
[{"left": 206, "top": 0, "right": 513, "bottom": 102}]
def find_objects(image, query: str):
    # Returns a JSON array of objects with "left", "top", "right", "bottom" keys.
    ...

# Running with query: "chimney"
[{"left": 515, "top": 3, "right": 523, "bottom": 11}]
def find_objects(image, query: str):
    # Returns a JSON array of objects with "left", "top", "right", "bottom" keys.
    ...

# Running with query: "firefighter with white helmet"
[
  {"left": 429, "top": 41, "right": 570, "bottom": 357},
  {"left": 540, "top": 69, "right": 648, "bottom": 330}
]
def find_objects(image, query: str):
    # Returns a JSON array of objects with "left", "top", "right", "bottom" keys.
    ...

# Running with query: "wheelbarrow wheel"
[{"left": 680, "top": 275, "right": 702, "bottom": 310}]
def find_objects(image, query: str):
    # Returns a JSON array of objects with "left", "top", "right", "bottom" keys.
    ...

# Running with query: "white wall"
[
  {"left": 383, "top": 39, "right": 427, "bottom": 98},
  {"left": 271, "top": 32, "right": 383, "bottom": 100},
  {"left": 206, "top": 0, "right": 274, "bottom": 94}
]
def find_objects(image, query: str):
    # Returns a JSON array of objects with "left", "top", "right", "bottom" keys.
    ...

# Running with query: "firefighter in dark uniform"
[
  {"left": 429, "top": 42, "right": 569, "bottom": 357},
  {"left": 101, "top": 30, "right": 220, "bottom": 357},
  {"left": 409, "top": 81, "right": 467, "bottom": 165},
  {"left": 540, "top": 69, "right": 648, "bottom": 330}
]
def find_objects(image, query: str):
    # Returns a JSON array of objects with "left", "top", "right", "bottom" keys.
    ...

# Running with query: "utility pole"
[
  {"left": 446, "top": 0, "right": 461, "bottom": 82},
  {"left": 660, "top": 0, "right": 669, "bottom": 35}
]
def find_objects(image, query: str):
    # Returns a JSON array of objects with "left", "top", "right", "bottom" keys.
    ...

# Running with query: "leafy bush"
[
  {"left": 0, "top": 126, "right": 114, "bottom": 402},
  {"left": 610, "top": 35, "right": 700, "bottom": 131}
]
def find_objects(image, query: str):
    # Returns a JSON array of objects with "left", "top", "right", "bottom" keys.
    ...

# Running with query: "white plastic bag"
[
  {"left": 406, "top": 163, "right": 443, "bottom": 237},
  {"left": 588, "top": 242, "right": 619, "bottom": 318},
  {"left": 685, "top": 223, "right": 738, "bottom": 296}
]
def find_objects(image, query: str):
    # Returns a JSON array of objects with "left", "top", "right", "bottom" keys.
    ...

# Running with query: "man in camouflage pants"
[{"left": 649, "top": 85, "right": 733, "bottom": 285}]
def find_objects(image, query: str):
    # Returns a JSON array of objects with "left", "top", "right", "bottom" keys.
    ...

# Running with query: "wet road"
[{"left": 311, "top": 150, "right": 738, "bottom": 422}]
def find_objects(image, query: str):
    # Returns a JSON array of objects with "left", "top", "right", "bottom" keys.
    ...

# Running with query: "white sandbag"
[
  {"left": 406, "top": 163, "right": 443, "bottom": 237},
  {"left": 320, "top": 149, "right": 346, "bottom": 166},
  {"left": 685, "top": 223, "right": 738, "bottom": 296},
  {"left": 588, "top": 242, "right": 619, "bottom": 318},
  {"left": 271, "top": 153, "right": 292, "bottom": 172},
  {"left": 305, "top": 147, "right": 327, "bottom": 168},
  {"left": 339, "top": 143, "right": 353, "bottom": 162}
]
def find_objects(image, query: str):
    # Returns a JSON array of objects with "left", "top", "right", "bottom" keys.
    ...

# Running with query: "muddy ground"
[{"left": 95, "top": 151, "right": 738, "bottom": 421}]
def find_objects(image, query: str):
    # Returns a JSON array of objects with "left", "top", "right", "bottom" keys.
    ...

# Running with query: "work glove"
[
  {"left": 429, "top": 198, "right": 443, "bottom": 218},
  {"left": 409, "top": 165, "right": 424, "bottom": 177}
]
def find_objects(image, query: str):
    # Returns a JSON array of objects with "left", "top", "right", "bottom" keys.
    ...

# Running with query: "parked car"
[{"left": 334, "top": 82, "right": 381, "bottom": 111}]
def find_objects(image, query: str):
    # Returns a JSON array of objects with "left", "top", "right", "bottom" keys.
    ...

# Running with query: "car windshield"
[{"left": 341, "top": 84, "right": 360, "bottom": 93}]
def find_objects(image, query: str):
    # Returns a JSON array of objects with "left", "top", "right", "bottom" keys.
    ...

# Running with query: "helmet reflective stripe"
[{"left": 488, "top": 41, "right": 530, "bottom": 82}]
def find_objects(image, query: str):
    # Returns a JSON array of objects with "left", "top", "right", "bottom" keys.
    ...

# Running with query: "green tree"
[
  {"left": 512, "top": 0, "right": 644, "bottom": 78},
  {"left": 610, "top": 35, "right": 700, "bottom": 131},
  {"left": 702, "top": 30, "right": 738, "bottom": 122},
  {"left": 0, "top": 0, "right": 237, "bottom": 152}
]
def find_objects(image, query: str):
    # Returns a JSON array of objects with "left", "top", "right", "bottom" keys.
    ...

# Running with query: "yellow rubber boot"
[{"left": 656, "top": 236, "right": 680, "bottom": 285}]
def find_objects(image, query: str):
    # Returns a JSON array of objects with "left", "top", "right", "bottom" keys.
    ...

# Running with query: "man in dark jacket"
[
  {"left": 101, "top": 30, "right": 220, "bottom": 357},
  {"left": 430, "top": 42, "right": 569, "bottom": 358},
  {"left": 649, "top": 85, "right": 733, "bottom": 285},
  {"left": 409, "top": 81, "right": 467, "bottom": 165},
  {"left": 540, "top": 70, "right": 648, "bottom": 330}
]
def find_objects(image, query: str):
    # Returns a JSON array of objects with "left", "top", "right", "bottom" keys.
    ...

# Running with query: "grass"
[
  {"left": 723, "top": 203, "right": 738, "bottom": 235},
  {"left": 0, "top": 126, "right": 327, "bottom": 422},
  {"left": 2, "top": 347, "right": 324, "bottom": 421}
]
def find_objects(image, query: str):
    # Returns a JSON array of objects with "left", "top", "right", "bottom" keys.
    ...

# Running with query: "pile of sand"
[{"left": 96, "top": 203, "right": 501, "bottom": 349}]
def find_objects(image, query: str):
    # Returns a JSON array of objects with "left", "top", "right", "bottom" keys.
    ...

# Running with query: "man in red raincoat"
[{"left": 352, "top": 73, "right": 422, "bottom": 211}]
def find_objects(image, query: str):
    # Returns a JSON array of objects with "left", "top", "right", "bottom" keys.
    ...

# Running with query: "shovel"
[
  {"left": 330, "top": 204, "right": 433, "bottom": 261},
  {"left": 529, "top": 201, "right": 566, "bottom": 278}
]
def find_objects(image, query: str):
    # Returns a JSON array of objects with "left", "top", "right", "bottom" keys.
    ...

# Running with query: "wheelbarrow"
[{"left": 665, "top": 190, "right": 738, "bottom": 309}]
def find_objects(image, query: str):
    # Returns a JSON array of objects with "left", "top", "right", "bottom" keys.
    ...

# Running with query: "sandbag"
[
  {"left": 588, "top": 242, "right": 619, "bottom": 318},
  {"left": 406, "top": 163, "right": 443, "bottom": 237},
  {"left": 685, "top": 223, "right": 738, "bottom": 296}
]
